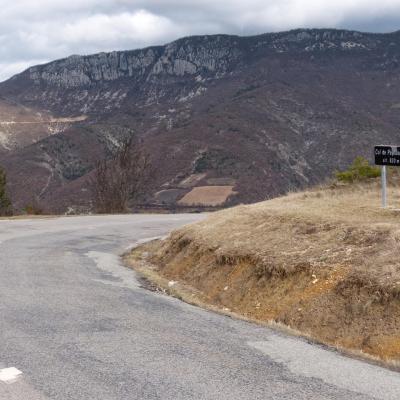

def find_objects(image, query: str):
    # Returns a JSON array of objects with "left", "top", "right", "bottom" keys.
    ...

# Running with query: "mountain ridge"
[
  {"left": 1, "top": 28, "right": 400, "bottom": 212},
  {"left": 4, "top": 28, "right": 396, "bottom": 89}
]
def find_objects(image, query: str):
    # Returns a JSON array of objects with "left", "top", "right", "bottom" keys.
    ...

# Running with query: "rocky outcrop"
[{"left": 24, "top": 35, "right": 244, "bottom": 89}]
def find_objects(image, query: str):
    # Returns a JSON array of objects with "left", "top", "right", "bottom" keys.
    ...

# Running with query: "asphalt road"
[{"left": 0, "top": 215, "right": 400, "bottom": 400}]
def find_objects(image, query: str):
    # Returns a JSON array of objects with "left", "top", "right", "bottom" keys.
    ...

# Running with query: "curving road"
[{"left": 0, "top": 215, "right": 399, "bottom": 400}]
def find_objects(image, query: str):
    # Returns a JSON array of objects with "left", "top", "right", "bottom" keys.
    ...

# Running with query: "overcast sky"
[{"left": 1, "top": 0, "right": 400, "bottom": 82}]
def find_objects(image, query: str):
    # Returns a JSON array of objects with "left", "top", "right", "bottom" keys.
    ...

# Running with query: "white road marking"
[{"left": 0, "top": 368, "right": 22, "bottom": 383}]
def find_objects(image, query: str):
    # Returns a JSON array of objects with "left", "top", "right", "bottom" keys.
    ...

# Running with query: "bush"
[{"left": 335, "top": 156, "right": 381, "bottom": 183}]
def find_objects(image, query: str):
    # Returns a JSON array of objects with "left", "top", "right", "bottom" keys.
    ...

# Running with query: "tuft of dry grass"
[{"left": 128, "top": 181, "right": 400, "bottom": 364}]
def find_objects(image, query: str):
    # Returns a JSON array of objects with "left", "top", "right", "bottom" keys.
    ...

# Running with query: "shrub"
[{"left": 335, "top": 156, "right": 380, "bottom": 183}]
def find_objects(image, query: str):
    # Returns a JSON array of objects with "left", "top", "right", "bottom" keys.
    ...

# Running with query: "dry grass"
[
  {"left": 130, "top": 180, "right": 400, "bottom": 363},
  {"left": 170, "top": 181, "right": 400, "bottom": 285}
]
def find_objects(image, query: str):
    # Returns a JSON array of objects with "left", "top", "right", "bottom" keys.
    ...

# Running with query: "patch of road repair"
[
  {"left": 248, "top": 337, "right": 400, "bottom": 400},
  {"left": 87, "top": 236, "right": 165, "bottom": 292},
  {"left": 86, "top": 251, "right": 140, "bottom": 290}
]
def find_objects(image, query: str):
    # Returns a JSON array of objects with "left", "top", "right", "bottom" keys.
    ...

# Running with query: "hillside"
[
  {"left": 127, "top": 181, "right": 400, "bottom": 364},
  {"left": 2, "top": 29, "right": 400, "bottom": 211}
]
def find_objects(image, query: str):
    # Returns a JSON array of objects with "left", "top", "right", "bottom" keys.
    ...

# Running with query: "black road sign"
[{"left": 374, "top": 146, "right": 400, "bottom": 166}]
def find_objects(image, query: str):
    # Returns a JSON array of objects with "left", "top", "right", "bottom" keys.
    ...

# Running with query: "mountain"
[{"left": 2, "top": 28, "right": 400, "bottom": 212}]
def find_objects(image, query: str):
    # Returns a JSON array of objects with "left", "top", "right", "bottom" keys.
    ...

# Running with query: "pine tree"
[{"left": 0, "top": 166, "right": 11, "bottom": 216}]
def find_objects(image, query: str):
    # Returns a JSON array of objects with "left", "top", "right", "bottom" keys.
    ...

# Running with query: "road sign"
[
  {"left": 374, "top": 145, "right": 400, "bottom": 208},
  {"left": 374, "top": 145, "right": 400, "bottom": 166}
]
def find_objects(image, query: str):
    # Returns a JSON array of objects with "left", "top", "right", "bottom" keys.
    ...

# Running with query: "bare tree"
[{"left": 90, "top": 138, "right": 151, "bottom": 213}]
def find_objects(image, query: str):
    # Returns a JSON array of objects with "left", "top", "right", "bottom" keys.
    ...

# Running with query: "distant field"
[
  {"left": 128, "top": 181, "right": 400, "bottom": 365},
  {"left": 178, "top": 185, "right": 236, "bottom": 206}
]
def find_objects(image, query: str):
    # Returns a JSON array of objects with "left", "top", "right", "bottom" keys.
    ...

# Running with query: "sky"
[{"left": 1, "top": 0, "right": 400, "bottom": 82}]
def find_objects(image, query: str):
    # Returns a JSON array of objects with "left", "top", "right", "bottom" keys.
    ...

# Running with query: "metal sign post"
[
  {"left": 381, "top": 165, "right": 387, "bottom": 208},
  {"left": 374, "top": 145, "right": 400, "bottom": 208}
]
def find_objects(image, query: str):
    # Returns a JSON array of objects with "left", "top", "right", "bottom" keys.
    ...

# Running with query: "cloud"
[
  {"left": 1, "top": 0, "right": 400, "bottom": 82},
  {"left": 61, "top": 11, "right": 184, "bottom": 47},
  {"left": 0, "top": 61, "right": 47, "bottom": 83}
]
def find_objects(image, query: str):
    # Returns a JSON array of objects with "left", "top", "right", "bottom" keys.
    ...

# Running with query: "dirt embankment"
[{"left": 126, "top": 182, "right": 400, "bottom": 365}]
